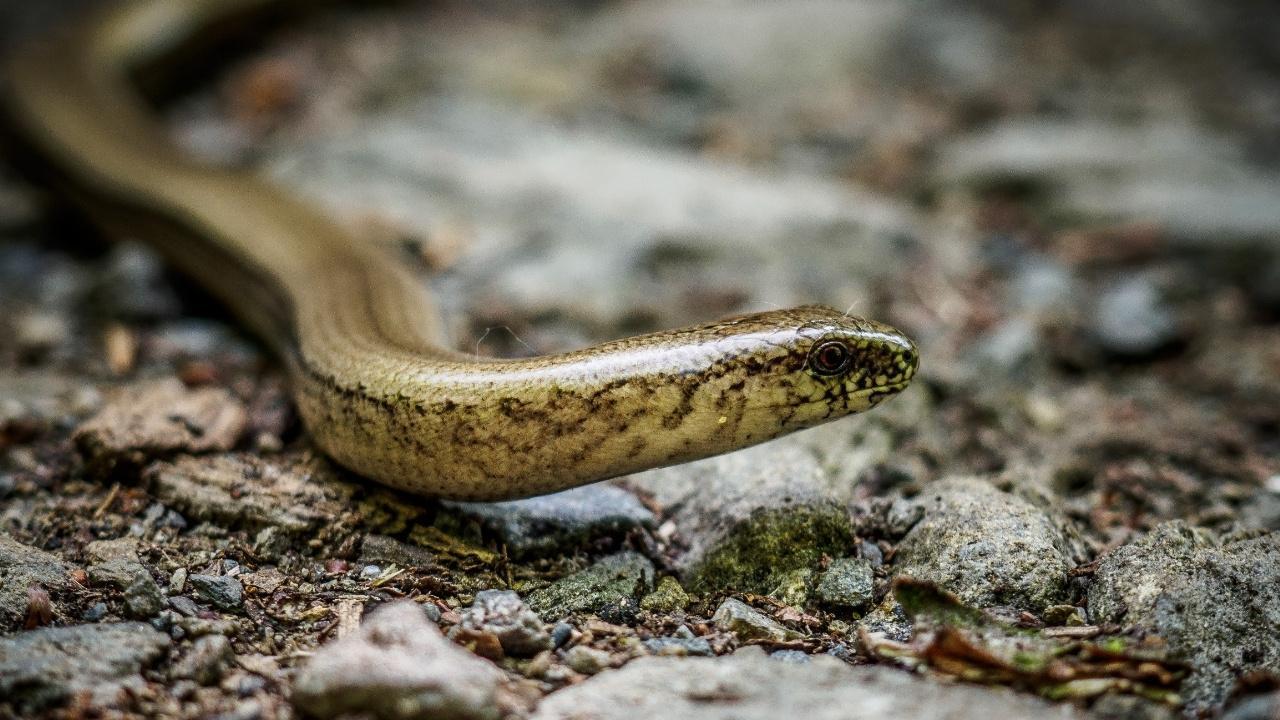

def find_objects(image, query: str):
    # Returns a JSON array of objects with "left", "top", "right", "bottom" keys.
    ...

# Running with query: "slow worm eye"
[{"left": 808, "top": 340, "right": 852, "bottom": 376}]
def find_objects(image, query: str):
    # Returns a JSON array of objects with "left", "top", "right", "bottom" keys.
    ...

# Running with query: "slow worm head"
[{"left": 1, "top": 0, "right": 919, "bottom": 500}]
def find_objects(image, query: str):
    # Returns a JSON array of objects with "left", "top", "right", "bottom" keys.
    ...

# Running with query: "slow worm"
[{"left": 1, "top": 0, "right": 918, "bottom": 500}]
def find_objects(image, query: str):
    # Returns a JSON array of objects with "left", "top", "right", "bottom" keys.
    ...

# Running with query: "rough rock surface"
[
  {"left": 530, "top": 650, "right": 1083, "bottom": 720},
  {"left": 1089, "top": 523, "right": 1280, "bottom": 715},
  {"left": 148, "top": 452, "right": 357, "bottom": 533},
  {"left": 814, "top": 557, "right": 875, "bottom": 612},
  {"left": 892, "top": 476, "right": 1086, "bottom": 610},
  {"left": 528, "top": 551, "right": 654, "bottom": 622},
  {"left": 627, "top": 435, "right": 860, "bottom": 593},
  {"left": 74, "top": 378, "right": 247, "bottom": 474},
  {"left": 0, "top": 622, "right": 170, "bottom": 713},
  {"left": 441, "top": 484, "right": 654, "bottom": 559},
  {"left": 0, "top": 533, "right": 73, "bottom": 629},
  {"left": 711, "top": 598, "right": 801, "bottom": 643},
  {"left": 455, "top": 590, "right": 550, "bottom": 657},
  {"left": 188, "top": 573, "right": 244, "bottom": 610},
  {"left": 293, "top": 600, "right": 503, "bottom": 720}
]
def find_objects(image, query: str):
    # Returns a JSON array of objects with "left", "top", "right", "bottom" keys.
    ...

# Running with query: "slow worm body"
[{"left": 2, "top": 0, "right": 918, "bottom": 500}]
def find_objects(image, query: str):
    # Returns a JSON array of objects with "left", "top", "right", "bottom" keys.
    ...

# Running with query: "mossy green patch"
[{"left": 685, "top": 504, "right": 854, "bottom": 594}]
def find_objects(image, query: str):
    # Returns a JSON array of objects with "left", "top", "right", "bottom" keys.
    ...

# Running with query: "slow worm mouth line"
[{"left": 3, "top": 0, "right": 920, "bottom": 500}]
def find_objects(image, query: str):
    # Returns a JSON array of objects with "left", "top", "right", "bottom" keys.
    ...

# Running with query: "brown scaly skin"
[{"left": 2, "top": 0, "right": 919, "bottom": 500}]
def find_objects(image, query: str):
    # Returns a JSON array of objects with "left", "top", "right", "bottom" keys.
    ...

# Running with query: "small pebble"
[
  {"left": 169, "top": 595, "right": 201, "bottom": 617},
  {"left": 770, "top": 649, "right": 810, "bottom": 664},
  {"left": 455, "top": 589, "right": 551, "bottom": 657},
  {"left": 188, "top": 574, "right": 244, "bottom": 610},
  {"left": 83, "top": 602, "right": 108, "bottom": 622},
  {"left": 551, "top": 622, "right": 574, "bottom": 649},
  {"left": 643, "top": 636, "right": 714, "bottom": 657},
  {"left": 171, "top": 634, "right": 233, "bottom": 685},
  {"left": 565, "top": 645, "right": 610, "bottom": 675},
  {"left": 711, "top": 598, "right": 801, "bottom": 643},
  {"left": 360, "top": 564, "right": 382, "bottom": 579},
  {"left": 421, "top": 602, "right": 442, "bottom": 623},
  {"left": 170, "top": 567, "right": 188, "bottom": 594}
]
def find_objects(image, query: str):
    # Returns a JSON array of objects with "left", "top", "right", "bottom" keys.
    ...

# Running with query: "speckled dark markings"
[{"left": 4, "top": 0, "right": 919, "bottom": 500}]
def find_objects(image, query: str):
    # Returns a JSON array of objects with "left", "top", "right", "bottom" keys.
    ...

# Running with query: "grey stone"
[
  {"left": 891, "top": 476, "right": 1085, "bottom": 610},
  {"left": 0, "top": 533, "right": 73, "bottom": 630},
  {"left": 1088, "top": 523, "right": 1280, "bottom": 715},
  {"left": 169, "top": 595, "right": 201, "bottom": 617},
  {"left": 455, "top": 590, "right": 550, "bottom": 657},
  {"left": 441, "top": 484, "right": 654, "bottom": 559},
  {"left": 643, "top": 636, "right": 713, "bottom": 657},
  {"left": 711, "top": 598, "right": 801, "bottom": 643},
  {"left": 770, "top": 649, "right": 810, "bottom": 664},
  {"left": 124, "top": 569, "right": 167, "bottom": 619},
  {"left": 171, "top": 634, "right": 233, "bottom": 685},
  {"left": 0, "top": 622, "right": 170, "bottom": 713},
  {"left": 1091, "top": 275, "right": 1180, "bottom": 356},
  {"left": 551, "top": 622, "right": 573, "bottom": 649},
  {"left": 189, "top": 574, "right": 244, "bottom": 611},
  {"left": 293, "top": 600, "right": 502, "bottom": 720},
  {"left": 814, "top": 557, "right": 875, "bottom": 612},
  {"left": 528, "top": 551, "right": 654, "bottom": 622},
  {"left": 529, "top": 652, "right": 1084, "bottom": 720}
]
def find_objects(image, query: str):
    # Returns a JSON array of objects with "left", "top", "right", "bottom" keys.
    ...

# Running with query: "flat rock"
[
  {"left": 74, "top": 378, "right": 248, "bottom": 475},
  {"left": 527, "top": 551, "right": 654, "bottom": 622},
  {"left": 148, "top": 452, "right": 357, "bottom": 533},
  {"left": 0, "top": 622, "right": 170, "bottom": 713},
  {"left": 1088, "top": 523, "right": 1280, "bottom": 715},
  {"left": 189, "top": 573, "right": 244, "bottom": 611},
  {"left": 891, "top": 476, "right": 1086, "bottom": 610},
  {"left": 529, "top": 650, "right": 1083, "bottom": 720},
  {"left": 711, "top": 598, "right": 801, "bottom": 643},
  {"left": 0, "top": 533, "right": 74, "bottom": 630},
  {"left": 441, "top": 484, "right": 654, "bottom": 559},
  {"left": 292, "top": 600, "right": 503, "bottom": 720}
]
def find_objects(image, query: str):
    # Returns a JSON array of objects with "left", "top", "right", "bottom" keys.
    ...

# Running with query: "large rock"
[
  {"left": 530, "top": 649, "right": 1083, "bottom": 720},
  {"left": 626, "top": 434, "right": 861, "bottom": 593},
  {"left": 148, "top": 452, "right": 357, "bottom": 533},
  {"left": 440, "top": 484, "right": 654, "bottom": 559},
  {"left": 74, "top": 378, "right": 247, "bottom": 475},
  {"left": 528, "top": 551, "right": 655, "bottom": 622},
  {"left": 0, "top": 622, "right": 170, "bottom": 713},
  {"left": 293, "top": 600, "right": 503, "bottom": 720},
  {"left": 891, "top": 476, "right": 1086, "bottom": 610},
  {"left": 1088, "top": 523, "right": 1280, "bottom": 715},
  {"left": 0, "top": 533, "right": 74, "bottom": 630}
]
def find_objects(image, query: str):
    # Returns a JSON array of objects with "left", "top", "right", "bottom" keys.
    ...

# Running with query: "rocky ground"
[{"left": 2, "top": 1, "right": 1280, "bottom": 718}]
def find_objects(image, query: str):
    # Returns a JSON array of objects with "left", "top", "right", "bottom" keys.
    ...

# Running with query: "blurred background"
[{"left": 2, "top": 0, "right": 1278, "bottom": 538}]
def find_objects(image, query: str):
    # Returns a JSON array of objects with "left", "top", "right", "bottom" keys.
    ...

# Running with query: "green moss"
[
  {"left": 686, "top": 505, "right": 854, "bottom": 594},
  {"left": 640, "top": 575, "right": 691, "bottom": 613}
]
